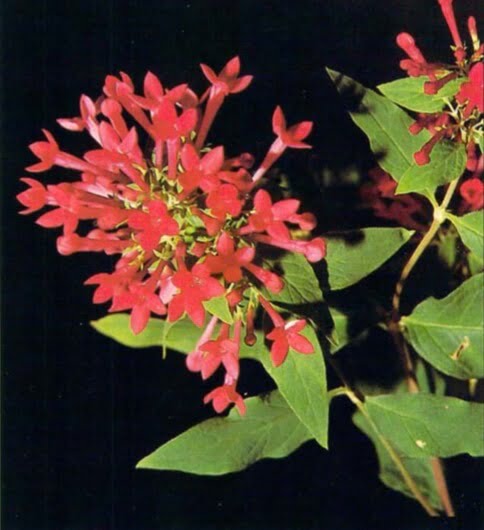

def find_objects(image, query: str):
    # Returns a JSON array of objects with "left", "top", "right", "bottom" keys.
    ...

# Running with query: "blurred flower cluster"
[{"left": 397, "top": 0, "right": 483, "bottom": 169}]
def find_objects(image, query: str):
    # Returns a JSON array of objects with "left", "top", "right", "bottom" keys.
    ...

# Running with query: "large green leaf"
[
  {"left": 364, "top": 393, "right": 484, "bottom": 458},
  {"left": 264, "top": 252, "right": 323, "bottom": 305},
  {"left": 402, "top": 273, "right": 484, "bottom": 379},
  {"left": 240, "top": 326, "right": 329, "bottom": 448},
  {"left": 325, "top": 227, "right": 414, "bottom": 290},
  {"left": 447, "top": 210, "right": 484, "bottom": 263},
  {"left": 137, "top": 390, "right": 312, "bottom": 475},
  {"left": 353, "top": 411, "right": 442, "bottom": 510},
  {"left": 396, "top": 141, "right": 467, "bottom": 195},
  {"left": 92, "top": 314, "right": 329, "bottom": 447},
  {"left": 327, "top": 68, "right": 429, "bottom": 182},
  {"left": 378, "top": 76, "right": 463, "bottom": 113},
  {"left": 91, "top": 314, "right": 200, "bottom": 352}
]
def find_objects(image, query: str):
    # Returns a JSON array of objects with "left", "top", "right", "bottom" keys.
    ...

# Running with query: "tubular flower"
[
  {"left": 396, "top": 1, "right": 483, "bottom": 168},
  {"left": 18, "top": 60, "right": 325, "bottom": 415}
]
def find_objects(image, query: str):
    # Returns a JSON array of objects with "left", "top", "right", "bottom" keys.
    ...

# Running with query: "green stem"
[
  {"left": 343, "top": 389, "right": 439, "bottom": 517},
  {"left": 389, "top": 177, "right": 460, "bottom": 517},
  {"left": 392, "top": 178, "right": 460, "bottom": 320}
]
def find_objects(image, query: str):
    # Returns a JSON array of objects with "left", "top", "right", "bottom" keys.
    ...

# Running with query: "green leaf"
[
  {"left": 364, "top": 393, "right": 484, "bottom": 458},
  {"left": 396, "top": 141, "right": 467, "bottom": 195},
  {"left": 353, "top": 411, "right": 443, "bottom": 510},
  {"left": 468, "top": 251, "right": 484, "bottom": 275},
  {"left": 325, "top": 227, "right": 414, "bottom": 290},
  {"left": 402, "top": 273, "right": 484, "bottom": 379},
  {"left": 203, "top": 295, "right": 234, "bottom": 324},
  {"left": 91, "top": 314, "right": 200, "bottom": 352},
  {"left": 264, "top": 252, "right": 323, "bottom": 305},
  {"left": 241, "top": 326, "right": 329, "bottom": 448},
  {"left": 447, "top": 210, "right": 484, "bottom": 263},
  {"left": 327, "top": 68, "right": 429, "bottom": 182},
  {"left": 92, "top": 314, "right": 329, "bottom": 447},
  {"left": 378, "top": 76, "right": 463, "bottom": 113},
  {"left": 137, "top": 390, "right": 312, "bottom": 475}
]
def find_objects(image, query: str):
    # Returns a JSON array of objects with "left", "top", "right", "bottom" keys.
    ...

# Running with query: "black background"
[{"left": 2, "top": 1, "right": 483, "bottom": 529}]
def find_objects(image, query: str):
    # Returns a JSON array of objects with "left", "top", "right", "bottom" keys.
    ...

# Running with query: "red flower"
[
  {"left": 460, "top": 178, "right": 484, "bottom": 211},
  {"left": 205, "top": 232, "right": 255, "bottom": 282},
  {"left": 206, "top": 184, "right": 243, "bottom": 220},
  {"left": 200, "top": 56, "right": 253, "bottom": 97},
  {"left": 259, "top": 296, "right": 314, "bottom": 366},
  {"left": 252, "top": 107, "right": 312, "bottom": 182},
  {"left": 241, "top": 189, "right": 316, "bottom": 239},
  {"left": 110, "top": 279, "right": 167, "bottom": 334},
  {"left": 27, "top": 129, "right": 91, "bottom": 174},
  {"left": 179, "top": 144, "right": 224, "bottom": 194},
  {"left": 437, "top": 0, "right": 465, "bottom": 61},
  {"left": 188, "top": 321, "right": 241, "bottom": 380},
  {"left": 57, "top": 94, "right": 102, "bottom": 143},
  {"left": 267, "top": 320, "right": 314, "bottom": 367},
  {"left": 168, "top": 263, "right": 224, "bottom": 326},
  {"left": 17, "top": 178, "right": 47, "bottom": 214},
  {"left": 127, "top": 200, "right": 179, "bottom": 253},
  {"left": 196, "top": 56, "right": 252, "bottom": 148},
  {"left": 456, "top": 62, "right": 484, "bottom": 118},
  {"left": 203, "top": 381, "right": 246, "bottom": 415}
]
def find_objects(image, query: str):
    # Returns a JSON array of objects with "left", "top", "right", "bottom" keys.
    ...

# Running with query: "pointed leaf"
[
  {"left": 136, "top": 390, "right": 312, "bottom": 475},
  {"left": 396, "top": 141, "right": 467, "bottom": 195},
  {"left": 327, "top": 68, "right": 429, "bottom": 182},
  {"left": 447, "top": 210, "right": 484, "bottom": 263},
  {"left": 364, "top": 393, "right": 484, "bottom": 458},
  {"left": 353, "top": 411, "right": 443, "bottom": 510},
  {"left": 378, "top": 76, "right": 463, "bottom": 113},
  {"left": 241, "top": 326, "right": 328, "bottom": 448},
  {"left": 402, "top": 273, "right": 484, "bottom": 379},
  {"left": 203, "top": 295, "right": 234, "bottom": 324},
  {"left": 325, "top": 227, "right": 414, "bottom": 290}
]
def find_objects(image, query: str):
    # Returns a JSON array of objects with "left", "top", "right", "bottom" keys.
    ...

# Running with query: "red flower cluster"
[
  {"left": 360, "top": 167, "right": 429, "bottom": 231},
  {"left": 362, "top": 165, "right": 483, "bottom": 226},
  {"left": 18, "top": 57, "right": 325, "bottom": 415},
  {"left": 396, "top": 0, "right": 483, "bottom": 169}
]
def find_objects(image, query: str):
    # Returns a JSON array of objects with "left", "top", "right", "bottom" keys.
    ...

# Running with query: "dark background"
[{"left": 2, "top": 1, "right": 482, "bottom": 529}]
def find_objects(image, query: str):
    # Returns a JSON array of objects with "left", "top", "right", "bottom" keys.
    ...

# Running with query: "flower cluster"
[
  {"left": 396, "top": 0, "right": 483, "bottom": 168},
  {"left": 17, "top": 57, "right": 325, "bottom": 415}
]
